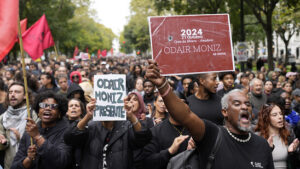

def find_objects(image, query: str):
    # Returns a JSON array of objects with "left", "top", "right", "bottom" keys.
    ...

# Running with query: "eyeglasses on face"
[{"left": 39, "top": 103, "right": 58, "bottom": 109}]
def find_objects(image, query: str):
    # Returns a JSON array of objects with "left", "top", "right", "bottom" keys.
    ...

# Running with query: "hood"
[
  {"left": 67, "top": 83, "right": 84, "bottom": 99},
  {"left": 70, "top": 71, "right": 82, "bottom": 83}
]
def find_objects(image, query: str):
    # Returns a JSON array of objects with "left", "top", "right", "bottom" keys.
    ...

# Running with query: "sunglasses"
[
  {"left": 72, "top": 75, "right": 79, "bottom": 79},
  {"left": 39, "top": 103, "right": 58, "bottom": 109}
]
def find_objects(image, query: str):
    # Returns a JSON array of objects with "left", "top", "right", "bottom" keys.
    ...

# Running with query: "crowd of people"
[{"left": 0, "top": 56, "right": 298, "bottom": 169}]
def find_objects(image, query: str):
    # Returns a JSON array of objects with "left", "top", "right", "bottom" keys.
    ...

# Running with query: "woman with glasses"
[
  {"left": 70, "top": 71, "right": 82, "bottom": 84},
  {"left": 255, "top": 103, "right": 299, "bottom": 169},
  {"left": 11, "top": 91, "right": 72, "bottom": 169}
]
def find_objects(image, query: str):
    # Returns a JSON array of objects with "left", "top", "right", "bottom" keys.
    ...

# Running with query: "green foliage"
[
  {"left": 120, "top": 0, "right": 157, "bottom": 55},
  {"left": 18, "top": 0, "right": 115, "bottom": 57}
]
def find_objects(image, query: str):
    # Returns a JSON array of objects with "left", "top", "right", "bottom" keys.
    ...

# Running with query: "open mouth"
[
  {"left": 43, "top": 111, "right": 52, "bottom": 119},
  {"left": 240, "top": 111, "right": 250, "bottom": 123},
  {"left": 71, "top": 111, "right": 78, "bottom": 114}
]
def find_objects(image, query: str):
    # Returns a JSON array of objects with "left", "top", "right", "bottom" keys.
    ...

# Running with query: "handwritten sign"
[
  {"left": 93, "top": 74, "right": 126, "bottom": 121},
  {"left": 148, "top": 14, "right": 234, "bottom": 75}
]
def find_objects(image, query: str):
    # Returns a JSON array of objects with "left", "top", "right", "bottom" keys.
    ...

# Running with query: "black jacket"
[
  {"left": 11, "top": 118, "right": 72, "bottom": 169},
  {"left": 64, "top": 120, "right": 152, "bottom": 169}
]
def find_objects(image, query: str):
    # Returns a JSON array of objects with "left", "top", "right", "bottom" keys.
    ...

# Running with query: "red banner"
[
  {"left": 22, "top": 14, "right": 55, "bottom": 60},
  {"left": 149, "top": 14, "right": 234, "bottom": 75},
  {"left": 0, "top": 0, "right": 19, "bottom": 62}
]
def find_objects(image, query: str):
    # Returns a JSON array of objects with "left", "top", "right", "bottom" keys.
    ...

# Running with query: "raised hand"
[
  {"left": 86, "top": 98, "right": 96, "bottom": 119},
  {"left": 288, "top": 138, "right": 299, "bottom": 152},
  {"left": 145, "top": 60, "right": 165, "bottom": 87}
]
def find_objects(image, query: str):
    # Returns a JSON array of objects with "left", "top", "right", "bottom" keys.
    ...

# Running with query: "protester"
[
  {"left": 131, "top": 77, "right": 145, "bottom": 97},
  {"left": 255, "top": 103, "right": 299, "bottom": 168},
  {"left": 174, "top": 76, "right": 193, "bottom": 103},
  {"left": 70, "top": 71, "right": 82, "bottom": 84},
  {"left": 217, "top": 71, "right": 242, "bottom": 98},
  {"left": 0, "top": 82, "right": 38, "bottom": 169},
  {"left": 141, "top": 111, "right": 190, "bottom": 169},
  {"left": 249, "top": 78, "right": 267, "bottom": 114},
  {"left": 11, "top": 91, "right": 71, "bottom": 169},
  {"left": 66, "top": 98, "right": 85, "bottom": 123},
  {"left": 67, "top": 83, "right": 87, "bottom": 107},
  {"left": 39, "top": 72, "right": 59, "bottom": 93},
  {"left": 143, "top": 79, "right": 156, "bottom": 115},
  {"left": 186, "top": 72, "right": 223, "bottom": 125},
  {"left": 57, "top": 74, "right": 69, "bottom": 98},
  {"left": 63, "top": 95, "right": 151, "bottom": 169},
  {"left": 145, "top": 60, "right": 274, "bottom": 169}
]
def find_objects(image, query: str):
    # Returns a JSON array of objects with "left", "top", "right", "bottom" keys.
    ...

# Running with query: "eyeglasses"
[
  {"left": 39, "top": 103, "right": 58, "bottom": 109},
  {"left": 72, "top": 75, "right": 79, "bottom": 79}
]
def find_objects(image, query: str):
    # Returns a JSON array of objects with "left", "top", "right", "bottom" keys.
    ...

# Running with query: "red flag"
[
  {"left": 22, "top": 14, "right": 55, "bottom": 60},
  {"left": 110, "top": 48, "right": 114, "bottom": 56},
  {"left": 97, "top": 49, "right": 101, "bottom": 59},
  {"left": 73, "top": 46, "right": 79, "bottom": 58},
  {"left": 0, "top": 0, "right": 19, "bottom": 62},
  {"left": 20, "top": 18, "right": 27, "bottom": 35},
  {"left": 101, "top": 50, "right": 107, "bottom": 57},
  {"left": 16, "top": 18, "right": 28, "bottom": 43}
]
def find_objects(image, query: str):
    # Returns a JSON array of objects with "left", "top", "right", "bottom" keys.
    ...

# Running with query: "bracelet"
[
  {"left": 34, "top": 135, "right": 42, "bottom": 142},
  {"left": 132, "top": 117, "right": 139, "bottom": 126},
  {"left": 157, "top": 79, "right": 168, "bottom": 90},
  {"left": 160, "top": 84, "right": 171, "bottom": 98}
]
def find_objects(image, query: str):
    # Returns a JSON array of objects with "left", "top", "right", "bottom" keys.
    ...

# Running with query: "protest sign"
[
  {"left": 148, "top": 14, "right": 234, "bottom": 75},
  {"left": 93, "top": 74, "right": 126, "bottom": 121},
  {"left": 236, "top": 42, "right": 248, "bottom": 62}
]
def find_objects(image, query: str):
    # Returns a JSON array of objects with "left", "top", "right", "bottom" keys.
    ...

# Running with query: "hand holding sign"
[
  {"left": 86, "top": 98, "right": 96, "bottom": 120},
  {"left": 145, "top": 60, "right": 165, "bottom": 87}
]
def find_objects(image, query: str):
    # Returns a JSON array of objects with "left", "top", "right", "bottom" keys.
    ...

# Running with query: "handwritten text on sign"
[{"left": 93, "top": 75, "right": 126, "bottom": 121}]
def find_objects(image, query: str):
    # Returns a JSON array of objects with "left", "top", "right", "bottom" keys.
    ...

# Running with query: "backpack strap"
[{"left": 206, "top": 126, "right": 223, "bottom": 169}]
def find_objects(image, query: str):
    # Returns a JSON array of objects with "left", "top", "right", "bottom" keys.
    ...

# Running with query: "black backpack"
[{"left": 167, "top": 127, "right": 223, "bottom": 169}]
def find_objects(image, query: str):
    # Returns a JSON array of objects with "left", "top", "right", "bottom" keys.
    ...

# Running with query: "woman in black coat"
[
  {"left": 64, "top": 95, "right": 152, "bottom": 169},
  {"left": 11, "top": 91, "right": 72, "bottom": 169}
]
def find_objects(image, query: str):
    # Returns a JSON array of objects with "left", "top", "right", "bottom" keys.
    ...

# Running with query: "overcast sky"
[{"left": 92, "top": 0, "right": 131, "bottom": 36}]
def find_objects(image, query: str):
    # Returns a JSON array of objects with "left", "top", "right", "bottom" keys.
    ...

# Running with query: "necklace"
[
  {"left": 225, "top": 127, "right": 251, "bottom": 143},
  {"left": 171, "top": 124, "right": 185, "bottom": 135}
]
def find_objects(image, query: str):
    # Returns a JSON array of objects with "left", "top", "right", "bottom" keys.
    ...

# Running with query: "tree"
[
  {"left": 120, "top": 0, "right": 157, "bottom": 56},
  {"left": 274, "top": 0, "right": 300, "bottom": 65}
]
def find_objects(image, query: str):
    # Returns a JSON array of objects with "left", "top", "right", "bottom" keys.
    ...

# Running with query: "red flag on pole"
[
  {"left": 97, "top": 49, "right": 101, "bottom": 59},
  {"left": 110, "top": 48, "right": 113, "bottom": 56},
  {"left": 0, "top": 0, "right": 19, "bottom": 62},
  {"left": 16, "top": 18, "right": 28, "bottom": 43},
  {"left": 73, "top": 46, "right": 79, "bottom": 58},
  {"left": 22, "top": 14, "right": 55, "bottom": 60},
  {"left": 101, "top": 50, "right": 107, "bottom": 57}
]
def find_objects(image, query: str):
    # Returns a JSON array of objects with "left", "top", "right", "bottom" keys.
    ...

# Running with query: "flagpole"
[
  {"left": 17, "top": 15, "right": 33, "bottom": 145},
  {"left": 54, "top": 44, "right": 59, "bottom": 60}
]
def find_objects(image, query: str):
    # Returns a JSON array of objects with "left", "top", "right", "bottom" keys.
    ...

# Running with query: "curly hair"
[
  {"left": 33, "top": 91, "right": 68, "bottom": 118},
  {"left": 255, "top": 103, "right": 290, "bottom": 145}
]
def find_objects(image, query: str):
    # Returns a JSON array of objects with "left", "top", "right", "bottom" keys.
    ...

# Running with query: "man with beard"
[
  {"left": 0, "top": 82, "right": 38, "bottom": 169},
  {"left": 143, "top": 79, "right": 156, "bottom": 116},
  {"left": 249, "top": 78, "right": 267, "bottom": 119},
  {"left": 186, "top": 73, "right": 223, "bottom": 125},
  {"left": 145, "top": 60, "right": 274, "bottom": 169}
]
